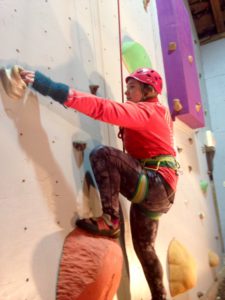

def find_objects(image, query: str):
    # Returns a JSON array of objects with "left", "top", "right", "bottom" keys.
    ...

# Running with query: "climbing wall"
[
  {"left": 0, "top": 1, "right": 223, "bottom": 300},
  {"left": 0, "top": 1, "right": 121, "bottom": 300}
]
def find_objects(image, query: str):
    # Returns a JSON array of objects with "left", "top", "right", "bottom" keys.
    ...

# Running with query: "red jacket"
[{"left": 64, "top": 90, "right": 178, "bottom": 190}]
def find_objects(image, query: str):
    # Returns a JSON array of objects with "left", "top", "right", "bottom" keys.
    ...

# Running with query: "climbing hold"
[
  {"left": 177, "top": 146, "right": 183, "bottom": 153},
  {"left": 168, "top": 238, "right": 197, "bottom": 297},
  {"left": 89, "top": 85, "right": 99, "bottom": 95},
  {"left": 208, "top": 250, "right": 220, "bottom": 267},
  {"left": 0, "top": 65, "right": 27, "bottom": 100},
  {"left": 168, "top": 42, "right": 177, "bottom": 52},
  {"left": 73, "top": 141, "right": 87, "bottom": 151},
  {"left": 197, "top": 291, "right": 204, "bottom": 298},
  {"left": 198, "top": 212, "right": 205, "bottom": 220},
  {"left": 122, "top": 40, "right": 152, "bottom": 73},
  {"left": 200, "top": 180, "right": 208, "bottom": 193},
  {"left": 56, "top": 229, "right": 123, "bottom": 300},
  {"left": 188, "top": 55, "right": 193, "bottom": 63},
  {"left": 173, "top": 99, "right": 183, "bottom": 112},
  {"left": 143, "top": 0, "right": 151, "bottom": 11},
  {"left": 188, "top": 137, "right": 193, "bottom": 144},
  {"left": 195, "top": 102, "right": 202, "bottom": 112},
  {"left": 73, "top": 141, "right": 87, "bottom": 168}
]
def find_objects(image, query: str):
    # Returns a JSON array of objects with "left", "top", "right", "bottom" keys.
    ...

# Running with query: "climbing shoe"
[{"left": 76, "top": 214, "right": 120, "bottom": 238}]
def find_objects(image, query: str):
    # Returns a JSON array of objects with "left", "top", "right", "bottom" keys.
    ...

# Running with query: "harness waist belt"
[{"left": 141, "top": 155, "right": 179, "bottom": 171}]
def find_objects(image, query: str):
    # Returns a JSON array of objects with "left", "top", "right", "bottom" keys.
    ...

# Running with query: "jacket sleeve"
[
  {"left": 64, "top": 89, "right": 154, "bottom": 129},
  {"left": 31, "top": 71, "right": 155, "bottom": 129},
  {"left": 32, "top": 71, "right": 69, "bottom": 103}
]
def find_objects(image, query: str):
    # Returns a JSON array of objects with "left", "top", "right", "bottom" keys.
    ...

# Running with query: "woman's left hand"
[{"left": 20, "top": 70, "right": 35, "bottom": 85}]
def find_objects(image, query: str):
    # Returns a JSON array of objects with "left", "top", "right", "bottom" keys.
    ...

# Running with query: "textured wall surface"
[{"left": 56, "top": 229, "right": 123, "bottom": 300}]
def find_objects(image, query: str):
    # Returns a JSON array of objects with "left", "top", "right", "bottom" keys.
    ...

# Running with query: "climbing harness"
[
  {"left": 130, "top": 173, "right": 149, "bottom": 204},
  {"left": 130, "top": 155, "right": 179, "bottom": 219},
  {"left": 136, "top": 205, "right": 163, "bottom": 221},
  {"left": 141, "top": 155, "right": 180, "bottom": 172}
]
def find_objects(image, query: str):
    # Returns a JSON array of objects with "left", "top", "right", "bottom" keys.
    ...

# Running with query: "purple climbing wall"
[{"left": 156, "top": 0, "right": 205, "bottom": 129}]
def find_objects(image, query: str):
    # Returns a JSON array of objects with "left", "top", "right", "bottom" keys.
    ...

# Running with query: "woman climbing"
[{"left": 20, "top": 67, "right": 179, "bottom": 300}]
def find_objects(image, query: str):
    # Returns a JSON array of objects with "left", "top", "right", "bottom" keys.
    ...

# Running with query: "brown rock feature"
[{"left": 56, "top": 228, "right": 123, "bottom": 300}]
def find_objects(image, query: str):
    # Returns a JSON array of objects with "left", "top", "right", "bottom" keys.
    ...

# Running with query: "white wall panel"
[{"left": 0, "top": 1, "right": 120, "bottom": 299}]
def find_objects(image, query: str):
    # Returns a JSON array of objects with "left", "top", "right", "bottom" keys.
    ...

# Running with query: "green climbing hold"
[
  {"left": 200, "top": 180, "right": 208, "bottom": 193},
  {"left": 122, "top": 40, "right": 152, "bottom": 73}
]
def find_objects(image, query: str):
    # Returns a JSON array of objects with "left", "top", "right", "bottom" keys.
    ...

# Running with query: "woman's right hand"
[{"left": 20, "top": 70, "right": 35, "bottom": 85}]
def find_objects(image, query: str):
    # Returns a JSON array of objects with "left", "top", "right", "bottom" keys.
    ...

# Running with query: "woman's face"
[{"left": 125, "top": 78, "right": 143, "bottom": 103}]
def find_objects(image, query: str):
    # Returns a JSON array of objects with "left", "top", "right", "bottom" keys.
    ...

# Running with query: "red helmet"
[{"left": 125, "top": 68, "right": 163, "bottom": 94}]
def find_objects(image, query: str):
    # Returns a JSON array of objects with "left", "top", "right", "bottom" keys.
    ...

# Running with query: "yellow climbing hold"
[
  {"left": 167, "top": 238, "right": 197, "bottom": 297},
  {"left": 208, "top": 250, "right": 220, "bottom": 267}
]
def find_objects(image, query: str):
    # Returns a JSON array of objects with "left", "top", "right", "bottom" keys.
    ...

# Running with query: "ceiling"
[{"left": 187, "top": 0, "right": 225, "bottom": 44}]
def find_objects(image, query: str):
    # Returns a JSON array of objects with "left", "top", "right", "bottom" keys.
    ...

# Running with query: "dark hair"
[
  {"left": 140, "top": 83, "right": 157, "bottom": 100},
  {"left": 143, "top": 83, "right": 154, "bottom": 92}
]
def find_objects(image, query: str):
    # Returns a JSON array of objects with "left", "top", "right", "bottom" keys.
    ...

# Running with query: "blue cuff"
[{"left": 32, "top": 71, "right": 69, "bottom": 103}]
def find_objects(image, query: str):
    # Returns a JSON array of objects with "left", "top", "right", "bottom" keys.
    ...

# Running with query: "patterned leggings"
[{"left": 89, "top": 145, "right": 175, "bottom": 300}]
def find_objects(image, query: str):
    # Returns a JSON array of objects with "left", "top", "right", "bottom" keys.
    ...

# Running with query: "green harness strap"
[
  {"left": 130, "top": 155, "right": 179, "bottom": 220},
  {"left": 141, "top": 155, "right": 180, "bottom": 171},
  {"left": 130, "top": 174, "right": 149, "bottom": 204},
  {"left": 136, "top": 205, "right": 162, "bottom": 220}
]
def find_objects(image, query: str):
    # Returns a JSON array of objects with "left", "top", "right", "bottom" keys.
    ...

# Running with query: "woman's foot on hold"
[{"left": 76, "top": 214, "right": 120, "bottom": 238}]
